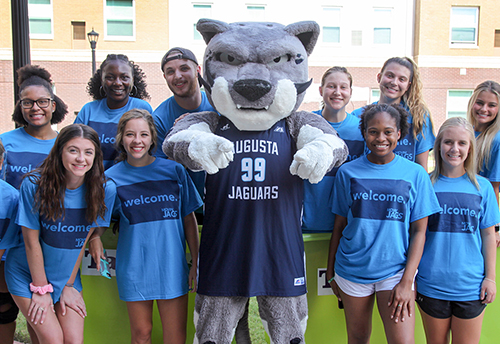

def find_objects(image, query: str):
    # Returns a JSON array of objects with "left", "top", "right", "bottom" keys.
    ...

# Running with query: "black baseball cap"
[{"left": 161, "top": 47, "right": 198, "bottom": 71}]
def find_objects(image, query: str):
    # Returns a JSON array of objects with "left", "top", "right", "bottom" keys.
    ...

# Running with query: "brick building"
[{"left": 1, "top": 0, "right": 499, "bottom": 135}]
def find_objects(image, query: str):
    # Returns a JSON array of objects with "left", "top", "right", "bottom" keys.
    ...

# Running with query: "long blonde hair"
[
  {"left": 380, "top": 57, "right": 433, "bottom": 139},
  {"left": 467, "top": 80, "right": 500, "bottom": 173},
  {"left": 430, "top": 117, "right": 478, "bottom": 189}
]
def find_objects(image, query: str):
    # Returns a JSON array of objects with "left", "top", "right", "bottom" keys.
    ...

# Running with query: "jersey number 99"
[{"left": 241, "top": 157, "right": 266, "bottom": 182}]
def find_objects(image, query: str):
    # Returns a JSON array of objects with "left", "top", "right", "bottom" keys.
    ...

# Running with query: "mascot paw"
[
  {"left": 188, "top": 132, "right": 234, "bottom": 174},
  {"left": 290, "top": 140, "right": 333, "bottom": 184}
]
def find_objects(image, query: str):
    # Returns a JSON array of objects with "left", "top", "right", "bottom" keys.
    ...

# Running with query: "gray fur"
[
  {"left": 194, "top": 295, "right": 248, "bottom": 343},
  {"left": 286, "top": 111, "right": 348, "bottom": 170},
  {"left": 164, "top": 19, "right": 348, "bottom": 343},
  {"left": 163, "top": 111, "right": 222, "bottom": 171},
  {"left": 194, "top": 295, "right": 307, "bottom": 344},
  {"left": 257, "top": 294, "right": 308, "bottom": 344},
  {"left": 197, "top": 19, "right": 319, "bottom": 118}
]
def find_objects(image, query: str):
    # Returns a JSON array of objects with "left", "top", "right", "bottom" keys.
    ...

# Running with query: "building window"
[
  {"left": 495, "top": 30, "right": 500, "bottom": 47},
  {"left": 447, "top": 90, "right": 473, "bottom": 118},
  {"left": 193, "top": 4, "right": 212, "bottom": 40},
  {"left": 450, "top": 7, "right": 478, "bottom": 45},
  {"left": 373, "top": 8, "right": 392, "bottom": 44},
  {"left": 246, "top": 5, "right": 266, "bottom": 21},
  {"left": 351, "top": 30, "right": 362, "bottom": 46},
  {"left": 104, "top": 0, "right": 135, "bottom": 40},
  {"left": 72, "top": 22, "right": 86, "bottom": 40},
  {"left": 322, "top": 7, "right": 341, "bottom": 44},
  {"left": 28, "top": 0, "right": 53, "bottom": 39}
]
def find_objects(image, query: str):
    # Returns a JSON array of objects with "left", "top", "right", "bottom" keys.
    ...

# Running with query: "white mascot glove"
[
  {"left": 188, "top": 132, "right": 234, "bottom": 174},
  {"left": 168, "top": 122, "right": 234, "bottom": 174},
  {"left": 290, "top": 125, "right": 345, "bottom": 184}
]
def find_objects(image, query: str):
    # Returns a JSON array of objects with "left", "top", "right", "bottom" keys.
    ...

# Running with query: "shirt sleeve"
[
  {"left": 483, "top": 134, "right": 500, "bottom": 182},
  {"left": 415, "top": 113, "right": 435, "bottom": 155},
  {"left": 74, "top": 103, "right": 90, "bottom": 124},
  {"left": 153, "top": 106, "right": 168, "bottom": 159},
  {"left": 16, "top": 177, "right": 40, "bottom": 230},
  {"left": 177, "top": 164, "right": 203, "bottom": 218},
  {"left": 0, "top": 190, "right": 21, "bottom": 249},
  {"left": 332, "top": 168, "right": 350, "bottom": 217},
  {"left": 409, "top": 167, "right": 441, "bottom": 222},
  {"left": 479, "top": 178, "right": 500, "bottom": 229},
  {"left": 93, "top": 180, "right": 117, "bottom": 228}
]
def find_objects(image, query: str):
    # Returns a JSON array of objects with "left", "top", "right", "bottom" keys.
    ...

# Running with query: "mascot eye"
[
  {"left": 270, "top": 54, "right": 291, "bottom": 66},
  {"left": 216, "top": 52, "right": 241, "bottom": 65}
]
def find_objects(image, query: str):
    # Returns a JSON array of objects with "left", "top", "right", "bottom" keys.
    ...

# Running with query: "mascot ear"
[
  {"left": 197, "top": 18, "right": 230, "bottom": 45},
  {"left": 284, "top": 21, "right": 320, "bottom": 56}
]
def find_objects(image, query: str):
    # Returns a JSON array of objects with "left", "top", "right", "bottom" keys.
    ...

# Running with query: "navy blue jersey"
[{"left": 198, "top": 117, "right": 306, "bottom": 297}]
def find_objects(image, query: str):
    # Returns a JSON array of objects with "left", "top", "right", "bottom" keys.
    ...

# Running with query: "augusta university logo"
[{"left": 350, "top": 178, "right": 410, "bottom": 222}]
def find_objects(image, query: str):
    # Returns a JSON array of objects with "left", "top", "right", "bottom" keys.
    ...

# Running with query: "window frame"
[
  {"left": 193, "top": 3, "right": 213, "bottom": 41},
  {"left": 103, "top": 0, "right": 136, "bottom": 41},
  {"left": 449, "top": 6, "right": 479, "bottom": 47},
  {"left": 372, "top": 7, "right": 392, "bottom": 45},
  {"left": 446, "top": 89, "right": 474, "bottom": 119},
  {"left": 28, "top": 0, "right": 54, "bottom": 40},
  {"left": 321, "top": 6, "right": 341, "bottom": 45}
]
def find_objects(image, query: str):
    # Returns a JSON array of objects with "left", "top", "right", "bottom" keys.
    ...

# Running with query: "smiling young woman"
[
  {"left": 75, "top": 54, "right": 153, "bottom": 169},
  {"left": 417, "top": 117, "right": 499, "bottom": 344},
  {"left": 352, "top": 57, "right": 435, "bottom": 171},
  {"left": 467, "top": 80, "right": 500, "bottom": 247},
  {"left": 89, "top": 109, "right": 201, "bottom": 344},
  {"left": 302, "top": 67, "right": 365, "bottom": 234},
  {"left": 326, "top": 103, "right": 441, "bottom": 344},
  {"left": 4, "top": 124, "right": 116, "bottom": 344}
]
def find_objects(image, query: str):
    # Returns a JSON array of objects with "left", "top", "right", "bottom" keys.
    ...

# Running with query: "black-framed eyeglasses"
[{"left": 20, "top": 98, "right": 53, "bottom": 109}]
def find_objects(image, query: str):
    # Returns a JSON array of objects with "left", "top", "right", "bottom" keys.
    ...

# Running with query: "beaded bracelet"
[{"left": 484, "top": 278, "right": 496, "bottom": 284}]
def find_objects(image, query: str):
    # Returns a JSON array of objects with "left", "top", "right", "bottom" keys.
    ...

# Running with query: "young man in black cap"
[
  {"left": 153, "top": 48, "right": 252, "bottom": 343},
  {"left": 152, "top": 48, "right": 214, "bottom": 225},
  {"left": 153, "top": 47, "right": 215, "bottom": 159}
]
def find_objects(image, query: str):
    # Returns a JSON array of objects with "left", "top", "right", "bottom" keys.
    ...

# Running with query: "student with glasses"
[{"left": 0, "top": 65, "right": 68, "bottom": 344}]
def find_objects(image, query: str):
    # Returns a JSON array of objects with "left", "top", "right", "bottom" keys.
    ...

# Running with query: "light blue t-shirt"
[
  {"left": 75, "top": 97, "right": 153, "bottom": 169},
  {"left": 0, "top": 128, "right": 56, "bottom": 189},
  {"left": 352, "top": 101, "right": 435, "bottom": 162},
  {"left": 417, "top": 174, "right": 500, "bottom": 301},
  {"left": 153, "top": 91, "right": 214, "bottom": 159},
  {"left": 105, "top": 158, "right": 202, "bottom": 301},
  {"left": 332, "top": 155, "right": 441, "bottom": 284},
  {"left": 302, "top": 111, "right": 365, "bottom": 233},
  {"left": 6, "top": 177, "right": 116, "bottom": 302},
  {"left": 475, "top": 130, "right": 500, "bottom": 182},
  {"left": 0, "top": 180, "right": 21, "bottom": 250},
  {"left": 153, "top": 92, "right": 214, "bottom": 212}
]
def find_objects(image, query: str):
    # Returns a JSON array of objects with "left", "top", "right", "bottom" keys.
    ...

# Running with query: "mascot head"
[{"left": 197, "top": 19, "right": 319, "bottom": 131}]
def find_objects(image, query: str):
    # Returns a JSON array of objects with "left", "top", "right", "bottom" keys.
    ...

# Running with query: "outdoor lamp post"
[{"left": 87, "top": 28, "right": 99, "bottom": 76}]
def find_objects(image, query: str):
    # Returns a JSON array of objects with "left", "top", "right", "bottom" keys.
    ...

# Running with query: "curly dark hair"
[
  {"left": 359, "top": 103, "right": 410, "bottom": 140},
  {"left": 86, "top": 54, "right": 149, "bottom": 101},
  {"left": 28, "top": 124, "right": 107, "bottom": 223},
  {"left": 12, "top": 65, "right": 68, "bottom": 127}
]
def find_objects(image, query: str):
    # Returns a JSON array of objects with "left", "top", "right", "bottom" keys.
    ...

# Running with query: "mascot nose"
[{"left": 233, "top": 79, "right": 272, "bottom": 102}]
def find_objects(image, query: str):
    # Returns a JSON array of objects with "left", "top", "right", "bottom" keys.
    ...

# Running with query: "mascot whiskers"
[{"left": 164, "top": 19, "right": 348, "bottom": 344}]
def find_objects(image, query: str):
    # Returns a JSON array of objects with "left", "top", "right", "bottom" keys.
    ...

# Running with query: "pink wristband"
[{"left": 29, "top": 283, "right": 54, "bottom": 295}]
